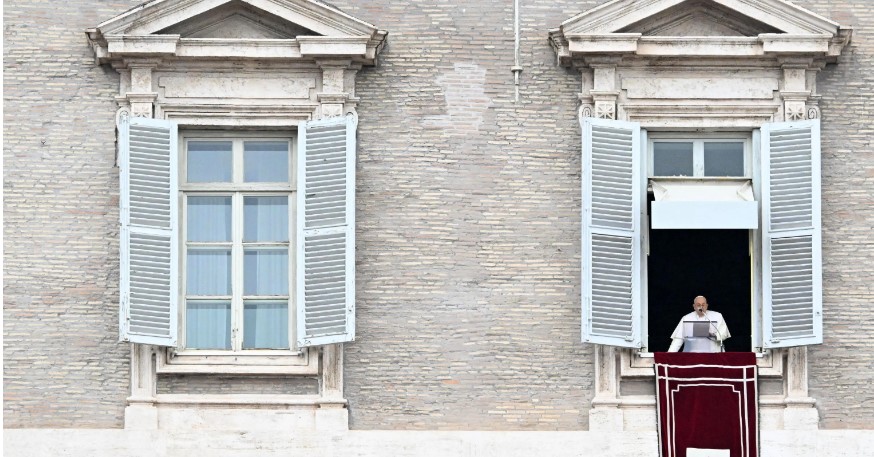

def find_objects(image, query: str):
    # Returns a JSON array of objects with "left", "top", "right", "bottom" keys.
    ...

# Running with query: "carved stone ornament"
[
  {"left": 595, "top": 101, "right": 616, "bottom": 120},
  {"left": 115, "top": 107, "right": 131, "bottom": 128},
  {"left": 131, "top": 103, "right": 153, "bottom": 118},
  {"left": 806, "top": 105, "right": 820, "bottom": 120},
  {"left": 579, "top": 104, "right": 594, "bottom": 119},
  {"left": 785, "top": 101, "right": 806, "bottom": 121}
]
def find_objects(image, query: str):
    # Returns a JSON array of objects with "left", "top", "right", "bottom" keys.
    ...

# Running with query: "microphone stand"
[{"left": 702, "top": 310, "right": 724, "bottom": 352}]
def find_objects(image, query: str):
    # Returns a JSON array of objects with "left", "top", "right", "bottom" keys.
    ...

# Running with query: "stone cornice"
[
  {"left": 552, "top": 34, "right": 848, "bottom": 67},
  {"left": 551, "top": 0, "right": 850, "bottom": 67},
  {"left": 88, "top": 34, "right": 386, "bottom": 65}
]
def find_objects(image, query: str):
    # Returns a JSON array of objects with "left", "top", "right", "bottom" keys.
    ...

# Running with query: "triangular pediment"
[
  {"left": 97, "top": 0, "right": 377, "bottom": 38},
  {"left": 159, "top": 1, "right": 318, "bottom": 39},
  {"left": 617, "top": 0, "right": 781, "bottom": 37},
  {"left": 549, "top": 0, "right": 850, "bottom": 65},
  {"left": 87, "top": 0, "right": 386, "bottom": 64},
  {"left": 561, "top": 0, "right": 840, "bottom": 36}
]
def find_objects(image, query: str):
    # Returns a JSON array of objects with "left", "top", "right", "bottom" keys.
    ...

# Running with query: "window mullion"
[
  {"left": 180, "top": 193, "right": 188, "bottom": 349},
  {"left": 288, "top": 193, "right": 297, "bottom": 350},
  {"left": 232, "top": 192, "right": 244, "bottom": 351},
  {"left": 693, "top": 140, "right": 704, "bottom": 177}
]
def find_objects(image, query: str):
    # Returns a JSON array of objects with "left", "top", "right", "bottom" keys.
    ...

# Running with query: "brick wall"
[
  {"left": 3, "top": 1, "right": 145, "bottom": 428},
  {"left": 3, "top": 0, "right": 873, "bottom": 431},
  {"left": 337, "top": 0, "right": 599, "bottom": 431},
  {"left": 791, "top": 0, "right": 874, "bottom": 431}
]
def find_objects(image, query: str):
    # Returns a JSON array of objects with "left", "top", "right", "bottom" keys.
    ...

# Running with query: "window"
[
  {"left": 118, "top": 115, "right": 359, "bottom": 358},
  {"left": 181, "top": 135, "right": 294, "bottom": 351},
  {"left": 580, "top": 117, "right": 823, "bottom": 352},
  {"left": 645, "top": 134, "right": 754, "bottom": 352},
  {"left": 650, "top": 137, "right": 749, "bottom": 178}
]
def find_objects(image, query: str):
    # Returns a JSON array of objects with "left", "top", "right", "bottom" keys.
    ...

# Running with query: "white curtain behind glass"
[
  {"left": 188, "top": 196, "right": 231, "bottom": 241},
  {"left": 187, "top": 301, "right": 231, "bottom": 349},
  {"left": 244, "top": 196, "right": 288, "bottom": 242},
  {"left": 243, "top": 301, "right": 288, "bottom": 349}
]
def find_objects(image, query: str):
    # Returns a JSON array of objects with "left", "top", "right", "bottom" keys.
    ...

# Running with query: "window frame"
[
  {"left": 641, "top": 130, "right": 759, "bottom": 353},
  {"left": 648, "top": 132, "right": 752, "bottom": 179},
  {"left": 160, "top": 130, "right": 316, "bottom": 374}
]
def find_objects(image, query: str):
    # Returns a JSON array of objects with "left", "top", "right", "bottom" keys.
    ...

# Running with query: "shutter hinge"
[
  {"left": 120, "top": 292, "right": 130, "bottom": 336},
  {"left": 121, "top": 292, "right": 129, "bottom": 317}
]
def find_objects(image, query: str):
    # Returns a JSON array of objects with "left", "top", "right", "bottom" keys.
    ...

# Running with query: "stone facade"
[{"left": 3, "top": 0, "right": 873, "bottom": 444}]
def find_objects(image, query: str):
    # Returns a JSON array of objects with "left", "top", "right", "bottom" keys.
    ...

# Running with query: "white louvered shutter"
[
  {"left": 296, "top": 114, "right": 357, "bottom": 347},
  {"left": 119, "top": 115, "right": 179, "bottom": 346},
  {"left": 580, "top": 117, "right": 643, "bottom": 347},
  {"left": 761, "top": 120, "right": 822, "bottom": 348}
]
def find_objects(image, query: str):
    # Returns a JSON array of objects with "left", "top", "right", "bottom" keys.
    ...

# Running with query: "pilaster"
[
  {"left": 317, "top": 60, "right": 358, "bottom": 118},
  {"left": 316, "top": 344, "right": 349, "bottom": 431},
  {"left": 779, "top": 58, "right": 816, "bottom": 121},
  {"left": 585, "top": 57, "right": 622, "bottom": 120},
  {"left": 590, "top": 345, "right": 623, "bottom": 431},
  {"left": 784, "top": 346, "right": 819, "bottom": 430},
  {"left": 119, "top": 59, "right": 161, "bottom": 118},
  {"left": 125, "top": 344, "right": 159, "bottom": 430}
]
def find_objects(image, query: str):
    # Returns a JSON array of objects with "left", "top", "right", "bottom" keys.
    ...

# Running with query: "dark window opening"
[{"left": 646, "top": 201, "right": 752, "bottom": 352}]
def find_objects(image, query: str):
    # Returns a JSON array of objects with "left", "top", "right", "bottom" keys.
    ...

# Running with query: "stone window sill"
[{"left": 156, "top": 347, "right": 318, "bottom": 375}]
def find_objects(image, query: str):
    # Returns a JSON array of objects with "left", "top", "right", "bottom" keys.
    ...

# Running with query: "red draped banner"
[{"left": 654, "top": 352, "right": 758, "bottom": 457}]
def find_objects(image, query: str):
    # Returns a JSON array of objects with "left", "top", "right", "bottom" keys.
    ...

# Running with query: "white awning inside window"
[{"left": 650, "top": 179, "right": 758, "bottom": 229}]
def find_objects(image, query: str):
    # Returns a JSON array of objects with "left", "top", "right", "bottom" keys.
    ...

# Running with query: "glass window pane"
[
  {"left": 244, "top": 249, "right": 288, "bottom": 296},
  {"left": 186, "top": 300, "right": 231, "bottom": 349},
  {"left": 653, "top": 142, "right": 694, "bottom": 176},
  {"left": 244, "top": 196, "right": 288, "bottom": 242},
  {"left": 243, "top": 300, "right": 289, "bottom": 349},
  {"left": 187, "top": 249, "right": 232, "bottom": 295},
  {"left": 187, "top": 196, "right": 232, "bottom": 242},
  {"left": 704, "top": 142, "right": 745, "bottom": 176},
  {"left": 187, "top": 141, "right": 232, "bottom": 183},
  {"left": 244, "top": 141, "right": 289, "bottom": 182}
]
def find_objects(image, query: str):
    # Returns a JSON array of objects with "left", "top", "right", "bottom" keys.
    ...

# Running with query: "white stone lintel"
[
  {"left": 299, "top": 36, "right": 370, "bottom": 57},
  {"left": 760, "top": 34, "right": 831, "bottom": 54},
  {"left": 567, "top": 33, "right": 640, "bottom": 54},
  {"left": 559, "top": 36, "right": 843, "bottom": 63},
  {"left": 94, "top": 37, "right": 381, "bottom": 64},
  {"left": 107, "top": 35, "right": 179, "bottom": 55},
  {"left": 176, "top": 39, "right": 303, "bottom": 59}
]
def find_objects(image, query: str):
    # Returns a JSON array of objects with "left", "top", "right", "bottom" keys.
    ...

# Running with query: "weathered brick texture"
[
  {"left": 4, "top": 1, "right": 146, "bottom": 428},
  {"left": 3, "top": 0, "right": 873, "bottom": 431},
  {"left": 792, "top": 0, "right": 874, "bottom": 431},
  {"left": 156, "top": 376, "right": 318, "bottom": 395},
  {"left": 337, "top": 0, "right": 599, "bottom": 431}
]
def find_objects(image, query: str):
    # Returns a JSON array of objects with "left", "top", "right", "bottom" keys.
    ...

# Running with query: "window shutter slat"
[
  {"left": 296, "top": 114, "right": 357, "bottom": 347},
  {"left": 581, "top": 118, "right": 643, "bottom": 348},
  {"left": 761, "top": 119, "right": 822, "bottom": 348},
  {"left": 119, "top": 116, "right": 179, "bottom": 347}
]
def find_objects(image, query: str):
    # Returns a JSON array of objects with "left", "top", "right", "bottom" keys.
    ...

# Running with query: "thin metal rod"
[{"left": 512, "top": 0, "right": 522, "bottom": 103}]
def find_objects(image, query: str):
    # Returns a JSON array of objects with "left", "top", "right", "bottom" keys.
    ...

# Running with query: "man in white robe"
[{"left": 668, "top": 295, "right": 730, "bottom": 352}]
